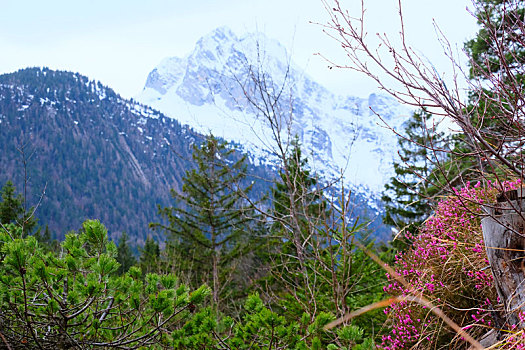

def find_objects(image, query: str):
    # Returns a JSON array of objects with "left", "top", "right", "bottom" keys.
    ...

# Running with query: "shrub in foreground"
[{"left": 0, "top": 219, "right": 208, "bottom": 349}]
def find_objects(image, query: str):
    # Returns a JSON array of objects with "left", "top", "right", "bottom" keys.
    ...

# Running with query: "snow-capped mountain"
[{"left": 137, "top": 26, "right": 411, "bottom": 196}]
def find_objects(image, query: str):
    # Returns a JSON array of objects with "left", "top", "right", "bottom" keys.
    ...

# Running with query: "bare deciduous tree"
[{"left": 320, "top": 0, "right": 525, "bottom": 346}]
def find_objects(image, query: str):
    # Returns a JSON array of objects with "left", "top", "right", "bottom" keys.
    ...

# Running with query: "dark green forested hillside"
[{"left": 0, "top": 67, "right": 271, "bottom": 244}]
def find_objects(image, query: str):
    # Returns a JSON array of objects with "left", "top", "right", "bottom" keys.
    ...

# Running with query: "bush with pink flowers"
[{"left": 380, "top": 181, "right": 525, "bottom": 349}]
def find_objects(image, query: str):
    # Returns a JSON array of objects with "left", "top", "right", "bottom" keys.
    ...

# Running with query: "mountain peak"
[
  {"left": 137, "top": 27, "right": 410, "bottom": 195},
  {"left": 195, "top": 26, "right": 238, "bottom": 52},
  {"left": 209, "top": 26, "right": 238, "bottom": 42}
]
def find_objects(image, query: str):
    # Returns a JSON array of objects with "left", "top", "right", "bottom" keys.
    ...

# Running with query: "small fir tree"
[
  {"left": 0, "top": 181, "right": 23, "bottom": 224},
  {"left": 272, "top": 138, "right": 325, "bottom": 229},
  {"left": 116, "top": 232, "right": 137, "bottom": 275},
  {"left": 269, "top": 138, "right": 327, "bottom": 275}
]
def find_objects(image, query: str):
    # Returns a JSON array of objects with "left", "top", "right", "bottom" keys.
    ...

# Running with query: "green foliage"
[
  {"left": 173, "top": 294, "right": 305, "bottom": 349},
  {"left": 139, "top": 235, "right": 160, "bottom": 275},
  {"left": 173, "top": 293, "right": 379, "bottom": 349},
  {"left": 0, "top": 219, "right": 208, "bottom": 348}
]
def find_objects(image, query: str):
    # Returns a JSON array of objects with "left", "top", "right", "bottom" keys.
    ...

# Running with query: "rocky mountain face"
[
  {"left": 0, "top": 67, "right": 271, "bottom": 244},
  {"left": 137, "top": 27, "right": 410, "bottom": 199}
]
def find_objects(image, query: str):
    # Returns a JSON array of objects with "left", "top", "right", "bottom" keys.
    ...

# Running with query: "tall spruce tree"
[
  {"left": 267, "top": 139, "right": 329, "bottom": 314},
  {"left": 382, "top": 109, "right": 447, "bottom": 235},
  {"left": 465, "top": 0, "right": 525, "bottom": 84},
  {"left": 273, "top": 139, "right": 325, "bottom": 227},
  {"left": 416, "top": 0, "right": 525, "bottom": 190},
  {"left": 153, "top": 135, "right": 259, "bottom": 308},
  {"left": 462, "top": 0, "right": 525, "bottom": 178}
]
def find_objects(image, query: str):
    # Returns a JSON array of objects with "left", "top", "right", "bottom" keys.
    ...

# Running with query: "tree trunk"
[
  {"left": 212, "top": 250, "right": 219, "bottom": 307},
  {"left": 481, "top": 188, "right": 525, "bottom": 329}
]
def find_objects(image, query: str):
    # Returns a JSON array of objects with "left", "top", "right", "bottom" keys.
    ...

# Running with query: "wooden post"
[{"left": 481, "top": 188, "right": 525, "bottom": 328}]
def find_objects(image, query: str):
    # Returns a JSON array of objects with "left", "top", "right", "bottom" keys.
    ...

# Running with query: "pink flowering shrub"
[
  {"left": 381, "top": 181, "right": 525, "bottom": 349},
  {"left": 499, "top": 312, "right": 525, "bottom": 349}
]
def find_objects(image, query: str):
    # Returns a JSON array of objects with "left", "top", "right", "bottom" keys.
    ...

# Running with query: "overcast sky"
[{"left": 0, "top": 0, "right": 479, "bottom": 99}]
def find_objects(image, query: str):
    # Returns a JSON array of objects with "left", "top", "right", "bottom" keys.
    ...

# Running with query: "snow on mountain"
[{"left": 137, "top": 26, "right": 411, "bottom": 197}]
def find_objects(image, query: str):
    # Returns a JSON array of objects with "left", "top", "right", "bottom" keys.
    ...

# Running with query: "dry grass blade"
[
  {"left": 324, "top": 297, "right": 400, "bottom": 330},
  {"left": 0, "top": 331, "right": 12, "bottom": 350}
]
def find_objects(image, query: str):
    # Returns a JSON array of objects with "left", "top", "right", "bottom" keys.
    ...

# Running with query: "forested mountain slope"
[{"left": 0, "top": 67, "right": 247, "bottom": 243}]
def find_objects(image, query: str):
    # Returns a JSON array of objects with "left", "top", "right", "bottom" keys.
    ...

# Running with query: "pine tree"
[
  {"left": 0, "top": 219, "right": 209, "bottom": 348},
  {"left": 153, "top": 135, "right": 259, "bottom": 308},
  {"left": 116, "top": 232, "right": 137, "bottom": 275},
  {"left": 465, "top": 0, "right": 525, "bottom": 83},
  {"left": 273, "top": 139, "right": 325, "bottom": 226},
  {"left": 0, "top": 181, "right": 23, "bottom": 224},
  {"left": 266, "top": 139, "right": 328, "bottom": 313},
  {"left": 382, "top": 109, "right": 447, "bottom": 235}
]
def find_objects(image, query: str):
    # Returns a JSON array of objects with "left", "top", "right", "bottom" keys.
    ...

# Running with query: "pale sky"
[{"left": 0, "top": 0, "right": 479, "bottom": 99}]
